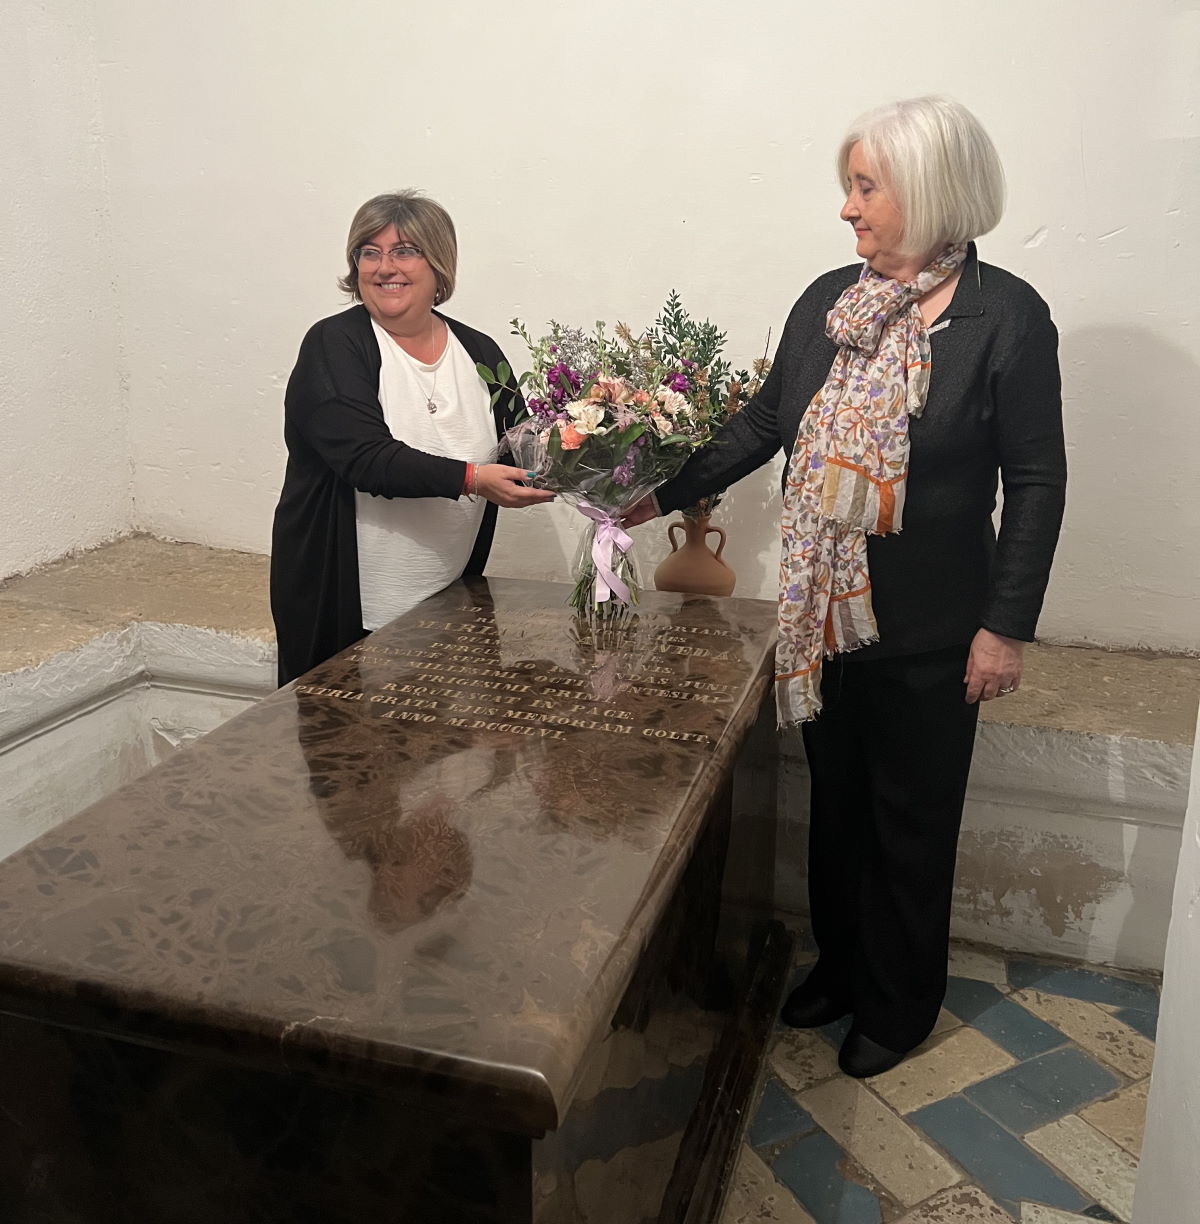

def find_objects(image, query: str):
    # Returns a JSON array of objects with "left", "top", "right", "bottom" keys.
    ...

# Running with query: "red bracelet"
[{"left": 463, "top": 463, "right": 476, "bottom": 497}]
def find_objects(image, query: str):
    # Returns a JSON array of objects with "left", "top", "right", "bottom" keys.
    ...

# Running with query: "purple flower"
[
  {"left": 668, "top": 372, "right": 690, "bottom": 392},
  {"left": 612, "top": 433, "right": 647, "bottom": 486},
  {"left": 527, "top": 396, "right": 557, "bottom": 421},
  {"left": 785, "top": 583, "right": 804, "bottom": 601},
  {"left": 546, "top": 361, "right": 582, "bottom": 408}
]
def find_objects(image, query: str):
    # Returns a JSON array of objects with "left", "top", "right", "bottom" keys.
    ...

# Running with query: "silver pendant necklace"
[{"left": 421, "top": 318, "right": 441, "bottom": 414}]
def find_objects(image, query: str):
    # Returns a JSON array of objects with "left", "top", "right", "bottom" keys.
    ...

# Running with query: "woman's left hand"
[{"left": 964, "top": 628, "right": 1025, "bottom": 703}]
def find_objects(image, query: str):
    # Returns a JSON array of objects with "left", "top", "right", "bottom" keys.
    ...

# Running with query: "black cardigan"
[
  {"left": 658, "top": 244, "right": 1067, "bottom": 658},
  {"left": 270, "top": 304, "right": 522, "bottom": 686}
]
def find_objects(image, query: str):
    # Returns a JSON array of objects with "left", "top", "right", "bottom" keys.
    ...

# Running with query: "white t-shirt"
[{"left": 356, "top": 321, "right": 495, "bottom": 631}]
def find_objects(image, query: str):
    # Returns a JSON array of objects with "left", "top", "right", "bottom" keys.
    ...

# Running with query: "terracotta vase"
[{"left": 653, "top": 515, "right": 736, "bottom": 597}]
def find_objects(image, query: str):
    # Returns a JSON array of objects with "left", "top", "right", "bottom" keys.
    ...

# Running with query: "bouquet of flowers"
[{"left": 478, "top": 293, "right": 769, "bottom": 619}]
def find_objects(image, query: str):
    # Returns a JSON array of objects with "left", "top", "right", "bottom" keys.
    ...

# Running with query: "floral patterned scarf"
[{"left": 776, "top": 244, "right": 967, "bottom": 726}]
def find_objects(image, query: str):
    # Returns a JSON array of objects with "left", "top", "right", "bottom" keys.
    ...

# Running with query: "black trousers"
[{"left": 800, "top": 644, "right": 980, "bottom": 1051}]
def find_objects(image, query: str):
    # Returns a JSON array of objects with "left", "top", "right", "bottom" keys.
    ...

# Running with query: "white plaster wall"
[
  {"left": 1134, "top": 702, "right": 1200, "bottom": 1221},
  {"left": 0, "top": 0, "right": 130, "bottom": 578},
  {"left": 90, "top": 0, "right": 1197, "bottom": 650}
]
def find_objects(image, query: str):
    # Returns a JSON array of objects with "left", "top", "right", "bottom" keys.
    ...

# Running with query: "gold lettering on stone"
[
  {"left": 369, "top": 695, "right": 438, "bottom": 710},
  {"left": 466, "top": 720, "right": 565, "bottom": 740},
  {"left": 295, "top": 685, "right": 364, "bottom": 702},
  {"left": 641, "top": 728, "right": 711, "bottom": 744},
  {"left": 393, "top": 683, "right": 465, "bottom": 699}
]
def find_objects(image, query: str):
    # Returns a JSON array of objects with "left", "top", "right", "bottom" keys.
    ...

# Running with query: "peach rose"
[
  {"left": 559, "top": 422, "right": 586, "bottom": 450},
  {"left": 632, "top": 389, "right": 651, "bottom": 406},
  {"left": 588, "top": 377, "right": 633, "bottom": 404}
]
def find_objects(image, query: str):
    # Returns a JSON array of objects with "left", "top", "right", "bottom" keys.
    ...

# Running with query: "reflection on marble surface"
[
  {"left": 0, "top": 580, "right": 776, "bottom": 1123},
  {"left": 0, "top": 578, "right": 786, "bottom": 1222}
]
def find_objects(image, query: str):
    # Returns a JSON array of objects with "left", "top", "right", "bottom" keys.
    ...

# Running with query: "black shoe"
[
  {"left": 838, "top": 1026, "right": 907, "bottom": 1078},
  {"left": 780, "top": 982, "right": 851, "bottom": 1029}
]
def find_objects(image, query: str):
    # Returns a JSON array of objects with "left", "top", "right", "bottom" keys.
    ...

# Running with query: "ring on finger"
[{"left": 998, "top": 685, "right": 1016, "bottom": 696}]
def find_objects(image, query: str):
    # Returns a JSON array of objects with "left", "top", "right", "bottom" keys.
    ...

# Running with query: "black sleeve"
[
  {"left": 656, "top": 293, "right": 817, "bottom": 514},
  {"left": 980, "top": 306, "right": 1068, "bottom": 641},
  {"left": 285, "top": 321, "right": 467, "bottom": 500}
]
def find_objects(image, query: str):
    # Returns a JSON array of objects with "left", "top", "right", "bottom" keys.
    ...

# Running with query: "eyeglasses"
[{"left": 353, "top": 243, "right": 425, "bottom": 266}]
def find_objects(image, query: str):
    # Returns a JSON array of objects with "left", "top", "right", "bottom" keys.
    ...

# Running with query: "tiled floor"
[{"left": 722, "top": 941, "right": 1158, "bottom": 1224}]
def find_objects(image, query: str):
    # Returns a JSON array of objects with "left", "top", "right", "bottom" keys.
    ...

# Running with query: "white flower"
[
  {"left": 655, "top": 388, "right": 688, "bottom": 416},
  {"left": 565, "top": 400, "right": 609, "bottom": 435},
  {"left": 649, "top": 410, "right": 675, "bottom": 439}
]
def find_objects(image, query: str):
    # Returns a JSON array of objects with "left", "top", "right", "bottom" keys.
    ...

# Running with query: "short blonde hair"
[
  {"left": 837, "top": 96, "right": 1005, "bottom": 258},
  {"left": 338, "top": 190, "right": 458, "bottom": 304}
]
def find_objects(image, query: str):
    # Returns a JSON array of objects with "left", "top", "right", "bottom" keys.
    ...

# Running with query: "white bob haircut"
[{"left": 837, "top": 96, "right": 1006, "bottom": 258}]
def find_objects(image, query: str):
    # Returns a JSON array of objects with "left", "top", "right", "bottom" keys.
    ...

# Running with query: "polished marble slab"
[{"left": 0, "top": 577, "right": 788, "bottom": 1223}]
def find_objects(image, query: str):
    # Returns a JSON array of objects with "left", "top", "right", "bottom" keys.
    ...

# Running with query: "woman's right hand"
[
  {"left": 621, "top": 496, "right": 659, "bottom": 528},
  {"left": 474, "top": 464, "right": 556, "bottom": 508}
]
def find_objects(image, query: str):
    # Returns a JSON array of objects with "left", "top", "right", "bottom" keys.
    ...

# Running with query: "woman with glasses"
[
  {"left": 625, "top": 97, "right": 1066, "bottom": 1077},
  {"left": 270, "top": 190, "right": 553, "bottom": 686}
]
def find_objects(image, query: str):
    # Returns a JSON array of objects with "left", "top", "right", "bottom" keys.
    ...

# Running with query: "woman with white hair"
[{"left": 626, "top": 96, "right": 1066, "bottom": 1076}]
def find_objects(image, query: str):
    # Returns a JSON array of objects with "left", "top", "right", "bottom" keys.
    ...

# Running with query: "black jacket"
[
  {"left": 658, "top": 244, "right": 1067, "bottom": 658},
  {"left": 270, "top": 305, "right": 521, "bottom": 686}
]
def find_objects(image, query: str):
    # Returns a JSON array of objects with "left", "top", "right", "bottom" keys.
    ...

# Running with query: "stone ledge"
[
  {"left": 989, "top": 640, "right": 1199, "bottom": 747},
  {"left": 0, "top": 537, "right": 274, "bottom": 744},
  {"left": 2, "top": 534, "right": 1195, "bottom": 746},
  {"left": 0, "top": 623, "right": 275, "bottom": 745},
  {"left": 0, "top": 534, "right": 273, "bottom": 674}
]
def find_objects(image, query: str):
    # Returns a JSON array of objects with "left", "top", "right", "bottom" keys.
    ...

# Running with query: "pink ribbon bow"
[{"left": 576, "top": 502, "right": 634, "bottom": 605}]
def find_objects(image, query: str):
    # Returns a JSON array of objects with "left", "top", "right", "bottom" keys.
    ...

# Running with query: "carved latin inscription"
[{"left": 296, "top": 612, "right": 745, "bottom": 749}]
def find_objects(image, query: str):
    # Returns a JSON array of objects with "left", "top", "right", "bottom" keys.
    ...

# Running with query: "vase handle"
[
  {"left": 667, "top": 522, "right": 684, "bottom": 553},
  {"left": 705, "top": 525, "right": 727, "bottom": 560}
]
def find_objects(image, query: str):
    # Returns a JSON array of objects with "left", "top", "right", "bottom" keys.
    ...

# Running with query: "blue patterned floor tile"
[
  {"left": 942, "top": 977, "right": 1068, "bottom": 1060},
  {"left": 910, "top": 1097, "right": 1088, "bottom": 1216},
  {"left": 1114, "top": 1002, "right": 1159, "bottom": 1040},
  {"left": 1006, "top": 959, "right": 1159, "bottom": 1010},
  {"left": 965, "top": 1045, "right": 1120, "bottom": 1134},
  {"left": 771, "top": 1131, "right": 883, "bottom": 1224},
  {"left": 749, "top": 1078, "right": 817, "bottom": 1148}
]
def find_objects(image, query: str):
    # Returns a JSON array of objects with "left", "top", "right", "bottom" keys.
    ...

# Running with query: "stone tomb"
[{"left": 0, "top": 577, "right": 789, "bottom": 1223}]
